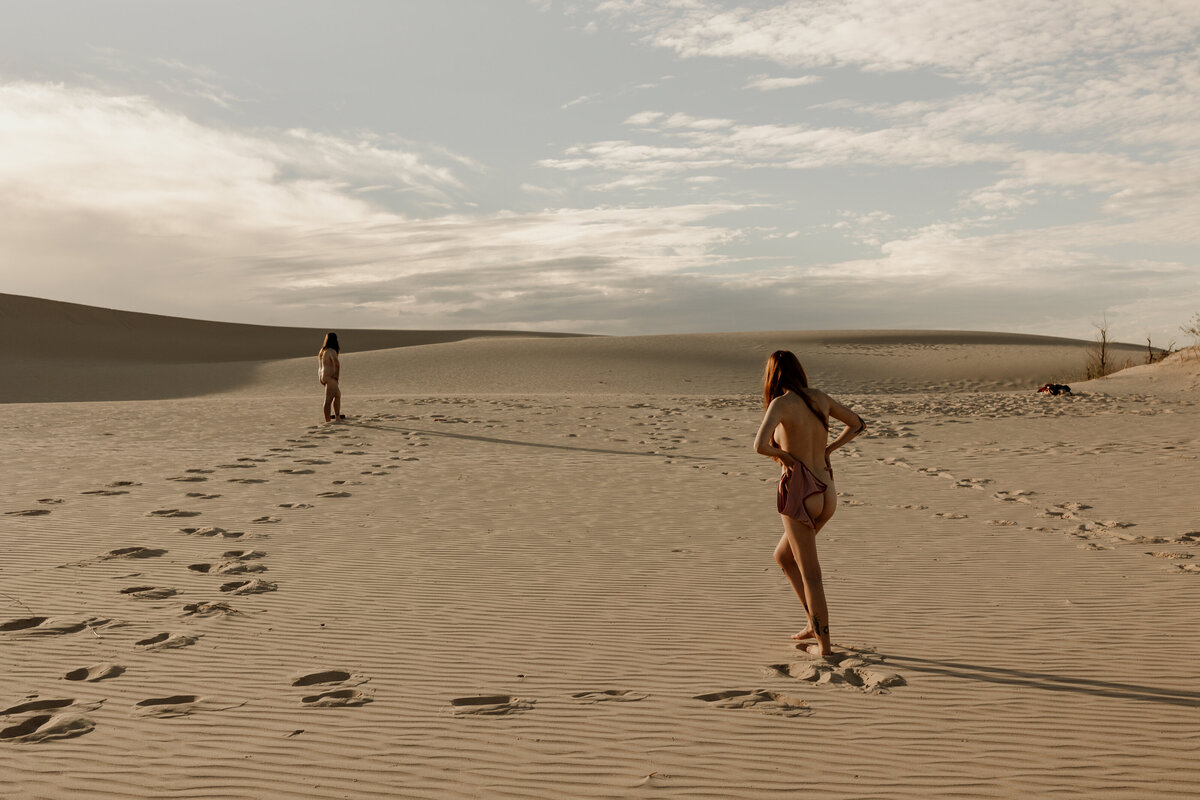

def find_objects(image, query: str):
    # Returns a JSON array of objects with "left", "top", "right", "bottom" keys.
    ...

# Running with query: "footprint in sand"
[
  {"left": 277, "top": 468, "right": 315, "bottom": 475},
  {"left": 570, "top": 690, "right": 648, "bottom": 703},
  {"left": 1146, "top": 551, "right": 1193, "bottom": 560},
  {"left": 0, "top": 698, "right": 101, "bottom": 716},
  {"left": 147, "top": 509, "right": 201, "bottom": 518},
  {"left": 448, "top": 695, "right": 533, "bottom": 716},
  {"left": 182, "top": 601, "right": 240, "bottom": 617},
  {"left": 217, "top": 463, "right": 257, "bottom": 470},
  {"left": 37, "top": 498, "right": 64, "bottom": 505},
  {"left": 1, "top": 617, "right": 114, "bottom": 636},
  {"left": 251, "top": 516, "right": 280, "bottom": 524},
  {"left": 120, "top": 586, "right": 179, "bottom": 600},
  {"left": 106, "top": 546, "right": 168, "bottom": 560},
  {"left": 1079, "top": 542, "right": 1113, "bottom": 551},
  {"left": 136, "top": 632, "right": 200, "bottom": 651},
  {"left": 185, "top": 492, "right": 222, "bottom": 500},
  {"left": 0, "top": 698, "right": 103, "bottom": 743},
  {"left": 316, "top": 491, "right": 351, "bottom": 498},
  {"left": 220, "top": 579, "right": 276, "bottom": 595},
  {"left": 292, "top": 669, "right": 360, "bottom": 687},
  {"left": 301, "top": 688, "right": 373, "bottom": 708},
  {"left": 933, "top": 512, "right": 968, "bottom": 520},
  {"left": 768, "top": 654, "right": 905, "bottom": 695},
  {"left": 693, "top": 689, "right": 811, "bottom": 717},
  {"left": 237, "top": 457, "right": 267, "bottom": 463},
  {"left": 60, "top": 546, "right": 169, "bottom": 569},
  {"left": 189, "top": 561, "right": 267, "bottom": 575},
  {"left": 167, "top": 475, "right": 208, "bottom": 483},
  {"left": 988, "top": 519, "right": 1018, "bottom": 526},
  {"left": 190, "top": 550, "right": 267, "bottom": 576},
  {"left": 993, "top": 490, "right": 1036, "bottom": 504},
  {"left": 81, "top": 489, "right": 128, "bottom": 496},
  {"left": 0, "top": 712, "right": 95, "bottom": 743},
  {"left": 1175, "top": 563, "right": 1200, "bottom": 574},
  {"left": 278, "top": 503, "right": 313, "bottom": 509},
  {"left": 295, "top": 459, "right": 331, "bottom": 465},
  {"left": 178, "top": 526, "right": 245, "bottom": 539},
  {"left": 227, "top": 478, "right": 268, "bottom": 484},
  {"left": 5, "top": 509, "right": 51, "bottom": 516},
  {"left": 133, "top": 695, "right": 201, "bottom": 718},
  {"left": 64, "top": 663, "right": 125, "bottom": 682}
]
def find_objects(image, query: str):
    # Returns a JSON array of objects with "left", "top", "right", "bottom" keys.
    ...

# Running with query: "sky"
[{"left": 1, "top": 0, "right": 1197, "bottom": 341}]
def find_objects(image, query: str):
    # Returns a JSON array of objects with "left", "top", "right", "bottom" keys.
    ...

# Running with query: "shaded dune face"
[{"left": 0, "top": 292, "right": 582, "bottom": 402}]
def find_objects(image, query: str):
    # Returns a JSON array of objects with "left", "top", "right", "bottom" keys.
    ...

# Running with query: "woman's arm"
[
  {"left": 824, "top": 397, "right": 866, "bottom": 464},
  {"left": 753, "top": 398, "right": 798, "bottom": 468}
]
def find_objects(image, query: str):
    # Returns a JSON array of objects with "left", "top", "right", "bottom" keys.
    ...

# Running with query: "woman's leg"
[
  {"left": 783, "top": 515, "right": 832, "bottom": 656},
  {"left": 774, "top": 534, "right": 813, "bottom": 638},
  {"left": 332, "top": 381, "right": 342, "bottom": 420},
  {"left": 323, "top": 382, "right": 336, "bottom": 422}
]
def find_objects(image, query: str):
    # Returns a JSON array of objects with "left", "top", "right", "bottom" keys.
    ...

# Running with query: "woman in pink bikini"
[{"left": 754, "top": 350, "right": 865, "bottom": 656}]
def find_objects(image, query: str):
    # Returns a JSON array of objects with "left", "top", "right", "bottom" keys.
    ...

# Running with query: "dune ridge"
[{"left": 0, "top": 294, "right": 1151, "bottom": 402}]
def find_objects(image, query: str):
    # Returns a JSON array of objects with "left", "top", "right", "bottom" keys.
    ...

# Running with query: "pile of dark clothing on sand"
[{"left": 1037, "top": 383, "right": 1072, "bottom": 396}]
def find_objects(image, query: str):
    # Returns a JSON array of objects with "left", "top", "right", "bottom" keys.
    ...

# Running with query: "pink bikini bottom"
[{"left": 777, "top": 461, "right": 828, "bottom": 528}]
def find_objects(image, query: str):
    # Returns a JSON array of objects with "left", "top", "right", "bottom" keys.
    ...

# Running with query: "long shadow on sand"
[
  {"left": 878, "top": 651, "right": 1200, "bottom": 707},
  {"left": 348, "top": 421, "right": 717, "bottom": 461}
]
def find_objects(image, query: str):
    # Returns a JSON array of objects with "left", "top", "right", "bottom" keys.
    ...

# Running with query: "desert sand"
[{"left": 2, "top": 293, "right": 1198, "bottom": 799}]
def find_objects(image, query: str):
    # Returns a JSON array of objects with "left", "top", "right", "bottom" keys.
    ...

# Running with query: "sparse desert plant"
[
  {"left": 1085, "top": 317, "right": 1112, "bottom": 379},
  {"left": 1145, "top": 335, "right": 1175, "bottom": 364}
]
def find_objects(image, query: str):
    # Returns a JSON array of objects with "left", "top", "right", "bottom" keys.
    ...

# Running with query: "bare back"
[
  {"left": 318, "top": 348, "right": 339, "bottom": 385},
  {"left": 754, "top": 387, "right": 862, "bottom": 481},
  {"left": 771, "top": 391, "right": 831, "bottom": 475}
]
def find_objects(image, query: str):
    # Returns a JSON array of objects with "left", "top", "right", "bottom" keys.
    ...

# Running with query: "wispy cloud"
[
  {"left": 744, "top": 74, "right": 821, "bottom": 91},
  {"left": 593, "top": 0, "right": 1200, "bottom": 79}
]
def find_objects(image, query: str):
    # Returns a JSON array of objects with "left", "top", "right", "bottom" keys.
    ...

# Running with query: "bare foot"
[
  {"left": 791, "top": 628, "right": 816, "bottom": 641},
  {"left": 805, "top": 642, "right": 833, "bottom": 658}
]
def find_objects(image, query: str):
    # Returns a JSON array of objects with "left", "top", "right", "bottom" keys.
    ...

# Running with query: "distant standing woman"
[
  {"left": 753, "top": 350, "right": 865, "bottom": 656},
  {"left": 318, "top": 332, "right": 342, "bottom": 422}
]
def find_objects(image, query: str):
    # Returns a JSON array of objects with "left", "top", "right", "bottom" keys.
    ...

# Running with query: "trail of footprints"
[
  {"left": 3, "top": 418, "right": 474, "bottom": 741},
  {"left": 878, "top": 454, "right": 1199, "bottom": 572},
  {"left": 1, "top": 421, "right": 398, "bottom": 744},
  {"left": 18, "top": 405, "right": 1186, "bottom": 744}
]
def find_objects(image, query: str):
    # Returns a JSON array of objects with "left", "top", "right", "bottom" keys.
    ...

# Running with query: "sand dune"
[
  {"left": 0, "top": 293, "right": 582, "bottom": 402},
  {"left": 1, "top": 294, "right": 1149, "bottom": 402},
  {"left": 1, "top": 296, "right": 1196, "bottom": 798}
]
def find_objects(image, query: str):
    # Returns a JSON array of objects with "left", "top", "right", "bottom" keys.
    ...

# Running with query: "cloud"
[
  {"left": 561, "top": 93, "right": 596, "bottom": 109},
  {"left": 0, "top": 80, "right": 748, "bottom": 332},
  {"left": 744, "top": 74, "right": 821, "bottom": 91},
  {"left": 539, "top": 115, "right": 1014, "bottom": 190},
  {"left": 594, "top": 0, "right": 1200, "bottom": 79}
]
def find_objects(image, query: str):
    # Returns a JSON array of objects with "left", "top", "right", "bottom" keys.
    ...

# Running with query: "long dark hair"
[
  {"left": 320, "top": 332, "right": 340, "bottom": 355},
  {"left": 763, "top": 350, "right": 827, "bottom": 429}
]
